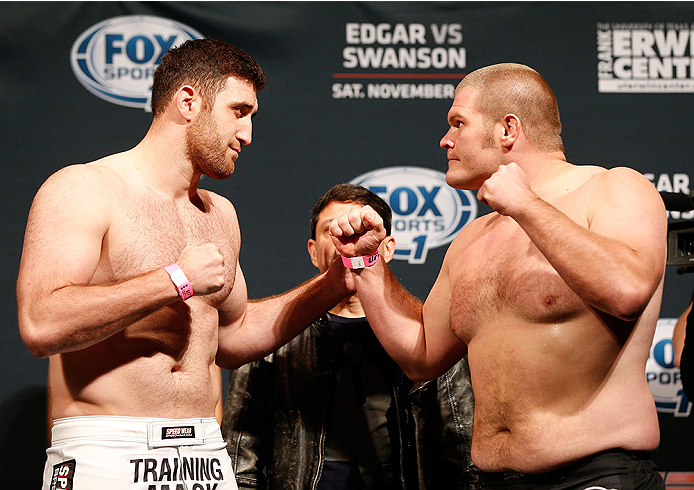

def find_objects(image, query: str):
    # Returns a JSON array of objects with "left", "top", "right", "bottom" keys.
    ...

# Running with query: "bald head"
[{"left": 457, "top": 63, "right": 564, "bottom": 153}]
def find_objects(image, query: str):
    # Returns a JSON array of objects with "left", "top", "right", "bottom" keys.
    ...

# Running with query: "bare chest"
[
  {"left": 449, "top": 216, "right": 585, "bottom": 342},
  {"left": 97, "top": 193, "right": 239, "bottom": 303}
]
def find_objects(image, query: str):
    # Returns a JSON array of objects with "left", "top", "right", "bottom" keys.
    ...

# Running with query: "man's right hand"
[
  {"left": 176, "top": 244, "right": 226, "bottom": 296},
  {"left": 328, "top": 205, "right": 387, "bottom": 258}
]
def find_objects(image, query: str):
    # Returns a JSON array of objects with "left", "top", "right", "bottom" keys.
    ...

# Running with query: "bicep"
[
  {"left": 18, "top": 167, "right": 110, "bottom": 299},
  {"left": 587, "top": 168, "right": 667, "bottom": 278},
  {"left": 217, "top": 263, "right": 249, "bottom": 360}
]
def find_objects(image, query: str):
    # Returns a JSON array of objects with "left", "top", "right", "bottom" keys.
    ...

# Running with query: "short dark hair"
[
  {"left": 150, "top": 38, "right": 267, "bottom": 116},
  {"left": 310, "top": 183, "right": 392, "bottom": 239}
]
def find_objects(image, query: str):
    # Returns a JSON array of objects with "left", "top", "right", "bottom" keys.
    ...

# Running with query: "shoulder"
[
  {"left": 27, "top": 162, "right": 128, "bottom": 234},
  {"left": 578, "top": 166, "right": 666, "bottom": 235},
  {"left": 37, "top": 159, "right": 124, "bottom": 198},
  {"left": 200, "top": 189, "right": 239, "bottom": 222},
  {"left": 205, "top": 189, "right": 236, "bottom": 209},
  {"left": 581, "top": 166, "right": 661, "bottom": 205},
  {"left": 441, "top": 211, "right": 494, "bottom": 271},
  {"left": 33, "top": 163, "right": 116, "bottom": 209},
  {"left": 581, "top": 165, "right": 652, "bottom": 189},
  {"left": 41, "top": 163, "right": 100, "bottom": 188},
  {"left": 450, "top": 212, "right": 494, "bottom": 246}
]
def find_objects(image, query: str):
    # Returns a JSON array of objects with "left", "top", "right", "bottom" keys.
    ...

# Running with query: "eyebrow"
[
  {"left": 448, "top": 113, "right": 464, "bottom": 125},
  {"left": 448, "top": 107, "right": 472, "bottom": 123},
  {"left": 230, "top": 101, "right": 259, "bottom": 118}
]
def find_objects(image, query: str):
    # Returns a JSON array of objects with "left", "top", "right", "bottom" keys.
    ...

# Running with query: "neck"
[
  {"left": 132, "top": 121, "right": 202, "bottom": 201},
  {"left": 329, "top": 294, "right": 365, "bottom": 318},
  {"left": 513, "top": 150, "right": 568, "bottom": 188}
]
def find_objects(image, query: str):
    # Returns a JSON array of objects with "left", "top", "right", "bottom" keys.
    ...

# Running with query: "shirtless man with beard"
[
  {"left": 17, "top": 39, "right": 350, "bottom": 490},
  {"left": 329, "top": 63, "right": 667, "bottom": 490}
]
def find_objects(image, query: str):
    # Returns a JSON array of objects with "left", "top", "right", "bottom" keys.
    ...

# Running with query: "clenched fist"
[
  {"left": 176, "top": 244, "right": 226, "bottom": 296},
  {"left": 477, "top": 162, "right": 536, "bottom": 216},
  {"left": 329, "top": 205, "right": 387, "bottom": 258}
]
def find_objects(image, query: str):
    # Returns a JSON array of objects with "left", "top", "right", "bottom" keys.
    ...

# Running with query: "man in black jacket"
[{"left": 221, "top": 183, "right": 478, "bottom": 490}]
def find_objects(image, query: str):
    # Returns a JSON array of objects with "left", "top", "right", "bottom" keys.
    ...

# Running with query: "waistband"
[
  {"left": 51, "top": 416, "right": 223, "bottom": 448},
  {"left": 478, "top": 449, "right": 653, "bottom": 485}
]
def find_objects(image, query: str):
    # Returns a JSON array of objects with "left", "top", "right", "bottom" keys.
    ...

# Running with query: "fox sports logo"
[
  {"left": 351, "top": 166, "right": 477, "bottom": 264},
  {"left": 646, "top": 318, "right": 691, "bottom": 417},
  {"left": 71, "top": 15, "right": 203, "bottom": 110}
]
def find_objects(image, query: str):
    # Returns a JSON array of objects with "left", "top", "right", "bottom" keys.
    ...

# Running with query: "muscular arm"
[
  {"left": 329, "top": 206, "right": 467, "bottom": 381},
  {"left": 17, "top": 166, "right": 176, "bottom": 357},
  {"left": 479, "top": 164, "right": 667, "bottom": 321},
  {"left": 216, "top": 260, "right": 351, "bottom": 369},
  {"left": 354, "top": 259, "right": 466, "bottom": 381},
  {"left": 17, "top": 165, "right": 224, "bottom": 358}
]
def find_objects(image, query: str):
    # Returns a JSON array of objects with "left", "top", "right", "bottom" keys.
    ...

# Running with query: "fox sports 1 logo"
[
  {"left": 351, "top": 166, "right": 477, "bottom": 264},
  {"left": 647, "top": 318, "right": 691, "bottom": 417},
  {"left": 71, "top": 15, "right": 204, "bottom": 111}
]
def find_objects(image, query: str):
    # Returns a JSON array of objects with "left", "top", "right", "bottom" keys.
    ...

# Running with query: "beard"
[
  {"left": 481, "top": 120, "right": 497, "bottom": 149},
  {"left": 185, "top": 108, "right": 235, "bottom": 180}
]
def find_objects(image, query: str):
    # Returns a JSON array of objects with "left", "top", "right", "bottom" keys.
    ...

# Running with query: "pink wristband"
[
  {"left": 341, "top": 250, "right": 380, "bottom": 269},
  {"left": 164, "top": 264, "right": 194, "bottom": 301}
]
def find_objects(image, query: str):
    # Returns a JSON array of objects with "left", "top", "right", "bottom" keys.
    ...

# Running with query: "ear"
[
  {"left": 499, "top": 113, "right": 521, "bottom": 149},
  {"left": 307, "top": 239, "right": 319, "bottom": 268},
  {"left": 379, "top": 235, "right": 397, "bottom": 264},
  {"left": 175, "top": 85, "right": 199, "bottom": 122}
]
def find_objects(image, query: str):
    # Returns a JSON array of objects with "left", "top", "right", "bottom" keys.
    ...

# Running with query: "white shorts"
[{"left": 43, "top": 416, "right": 238, "bottom": 490}]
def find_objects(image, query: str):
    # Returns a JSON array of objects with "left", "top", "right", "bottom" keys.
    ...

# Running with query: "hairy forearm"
[
  {"left": 18, "top": 269, "right": 180, "bottom": 357},
  {"left": 217, "top": 271, "right": 347, "bottom": 369},
  {"left": 350, "top": 262, "right": 447, "bottom": 380}
]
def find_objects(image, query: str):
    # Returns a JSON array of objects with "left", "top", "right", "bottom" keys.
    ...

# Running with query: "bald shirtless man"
[
  {"left": 329, "top": 64, "right": 667, "bottom": 490},
  {"left": 17, "top": 39, "right": 349, "bottom": 490}
]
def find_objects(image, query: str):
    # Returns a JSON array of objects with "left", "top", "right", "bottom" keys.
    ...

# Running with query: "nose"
[
  {"left": 237, "top": 118, "right": 253, "bottom": 146},
  {"left": 440, "top": 128, "right": 454, "bottom": 150}
]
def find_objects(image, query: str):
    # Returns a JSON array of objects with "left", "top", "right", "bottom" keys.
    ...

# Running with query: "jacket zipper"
[{"left": 311, "top": 314, "right": 334, "bottom": 490}]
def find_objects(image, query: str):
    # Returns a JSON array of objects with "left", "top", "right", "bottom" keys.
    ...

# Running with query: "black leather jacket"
[
  {"left": 222, "top": 315, "right": 478, "bottom": 490},
  {"left": 408, "top": 356, "right": 479, "bottom": 490}
]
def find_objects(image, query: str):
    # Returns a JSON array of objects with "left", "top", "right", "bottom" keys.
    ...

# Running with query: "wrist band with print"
[
  {"left": 164, "top": 264, "right": 194, "bottom": 301},
  {"left": 341, "top": 250, "right": 380, "bottom": 269}
]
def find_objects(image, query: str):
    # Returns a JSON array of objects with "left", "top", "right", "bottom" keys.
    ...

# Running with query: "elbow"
[
  {"left": 17, "top": 295, "right": 61, "bottom": 357},
  {"left": 401, "top": 363, "right": 441, "bottom": 383},
  {"left": 20, "top": 328, "right": 53, "bottom": 358},
  {"left": 397, "top": 348, "right": 454, "bottom": 382},
  {"left": 216, "top": 357, "right": 240, "bottom": 371},
  {"left": 215, "top": 351, "right": 233, "bottom": 370},
  {"left": 19, "top": 316, "right": 58, "bottom": 359},
  {"left": 608, "top": 283, "right": 654, "bottom": 321},
  {"left": 216, "top": 350, "right": 251, "bottom": 371},
  {"left": 405, "top": 371, "right": 438, "bottom": 383}
]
